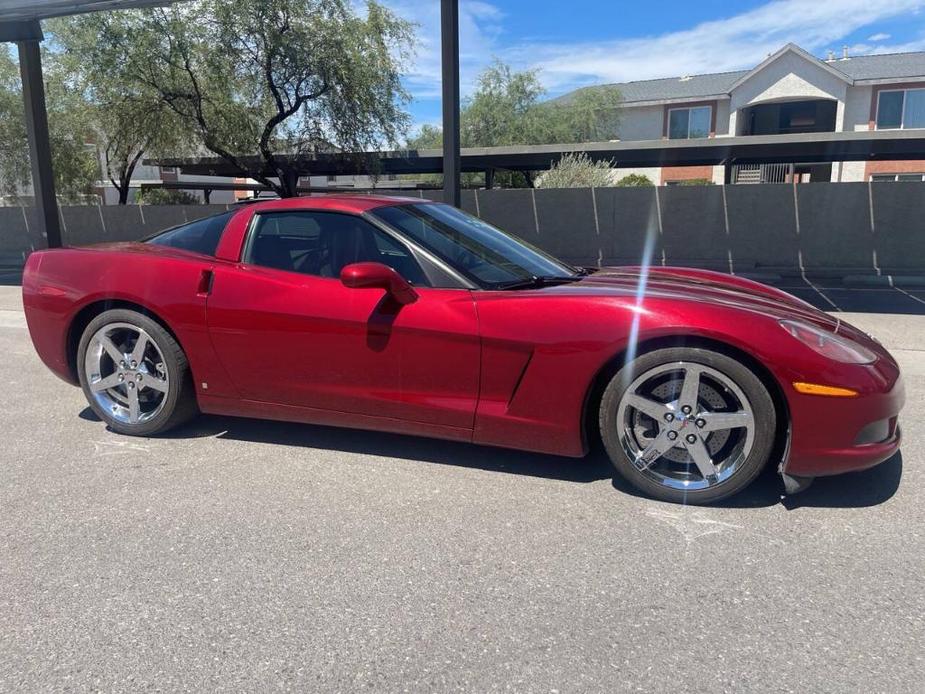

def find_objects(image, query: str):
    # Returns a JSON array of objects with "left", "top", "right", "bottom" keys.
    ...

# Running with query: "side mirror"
[{"left": 340, "top": 262, "right": 418, "bottom": 305}]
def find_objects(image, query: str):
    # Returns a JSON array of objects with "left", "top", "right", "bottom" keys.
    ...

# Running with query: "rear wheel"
[
  {"left": 77, "top": 309, "right": 198, "bottom": 436},
  {"left": 599, "top": 347, "right": 776, "bottom": 504}
]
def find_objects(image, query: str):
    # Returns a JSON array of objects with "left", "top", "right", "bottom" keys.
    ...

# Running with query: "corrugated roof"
[{"left": 556, "top": 47, "right": 925, "bottom": 105}]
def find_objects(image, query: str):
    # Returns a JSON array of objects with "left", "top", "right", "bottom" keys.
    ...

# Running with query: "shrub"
[
  {"left": 616, "top": 174, "right": 654, "bottom": 187},
  {"left": 136, "top": 188, "right": 201, "bottom": 205}
]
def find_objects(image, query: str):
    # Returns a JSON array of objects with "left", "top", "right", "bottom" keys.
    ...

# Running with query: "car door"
[{"left": 205, "top": 208, "right": 480, "bottom": 431}]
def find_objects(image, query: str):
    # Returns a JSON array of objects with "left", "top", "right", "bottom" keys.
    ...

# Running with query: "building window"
[
  {"left": 876, "top": 88, "right": 925, "bottom": 129},
  {"left": 668, "top": 105, "right": 711, "bottom": 139},
  {"left": 870, "top": 173, "right": 925, "bottom": 182},
  {"left": 160, "top": 166, "right": 177, "bottom": 174}
]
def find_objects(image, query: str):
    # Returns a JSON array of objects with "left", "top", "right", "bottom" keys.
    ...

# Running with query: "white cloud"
[
  {"left": 515, "top": 0, "right": 925, "bottom": 93},
  {"left": 384, "top": 0, "right": 925, "bottom": 105},
  {"left": 384, "top": 0, "right": 506, "bottom": 99}
]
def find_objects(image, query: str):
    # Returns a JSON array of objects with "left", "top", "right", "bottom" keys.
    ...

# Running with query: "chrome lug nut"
[
  {"left": 119, "top": 360, "right": 126, "bottom": 368},
  {"left": 686, "top": 434, "right": 697, "bottom": 444},
  {"left": 664, "top": 413, "right": 674, "bottom": 422},
  {"left": 127, "top": 381, "right": 135, "bottom": 390},
  {"left": 130, "top": 360, "right": 137, "bottom": 369},
  {"left": 136, "top": 373, "right": 143, "bottom": 382},
  {"left": 696, "top": 418, "right": 706, "bottom": 428},
  {"left": 667, "top": 431, "right": 678, "bottom": 441},
  {"left": 118, "top": 373, "right": 124, "bottom": 382},
  {"left": 681, "top": 405, "right": 692, "bottom": 414}
]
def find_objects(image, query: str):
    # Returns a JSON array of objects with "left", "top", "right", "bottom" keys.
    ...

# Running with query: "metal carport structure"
[
  {"left": 0, "top": 1, "right": 190, "bottom": 248},
  {"left": 149, "top": 129, "right": 925, "bottom": 185},
  {"left": 0, "top": 0, "right": 465, "bottom": 248}
]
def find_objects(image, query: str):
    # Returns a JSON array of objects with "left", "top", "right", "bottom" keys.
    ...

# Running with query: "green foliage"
[
  {"left": 616, "top": 173, "right": 654, "bottom": 187},
  {"left": 405, "top": 61, "right": 622, "bottom": 188},
  {"left": 0, "top": 52, "right": 30, "bottom": 200},
  {"left": 544, "top": 85, "right": 623, "bottom": 143},
  {"left": 0, "top": 50, "right": 100, "bottom": 203},
  {"left": 136, "top": 188, "right": 200, "bottom": 205},
  {"left": 46, "top": 15, "right": 191, "bottom": 204},
  {"left": 408, "top": 62, "right": 622, "bottom": 152},
  {"left": 676, "top": 178, "right": 714, "bottom": 186},
  {"left": 113, "top": 0, "right": 413, "bottom": 197},
  {"left": 536, "top": 152, "right": 615, "bottom": 189}
]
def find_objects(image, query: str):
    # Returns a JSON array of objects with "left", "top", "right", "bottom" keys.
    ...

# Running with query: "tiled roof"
[{"left": 556, "top": 48, "right": 925, "bottom": 105}]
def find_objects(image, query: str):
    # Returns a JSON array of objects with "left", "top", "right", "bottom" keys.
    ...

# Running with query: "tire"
[
  {"left": 599, "top": 347, "right": 776, "bottom": 505},
  {"left": 77, "top": 308, "right": 198, "bottom": 436}
]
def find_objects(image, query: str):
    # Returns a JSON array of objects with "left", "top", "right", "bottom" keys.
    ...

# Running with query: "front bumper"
[{"left": 784, "top": 368, "right": 905, "bottom": 478}]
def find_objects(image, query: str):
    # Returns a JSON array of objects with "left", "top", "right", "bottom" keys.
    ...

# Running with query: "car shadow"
[
  {"left": 612, "top": 451, "right": 902, "bottom": 510},
  {"left": 163, "top": 413, "right": 615, "bottom": 484},
  {"left": 81, "top": 409, "right": 904, "bottom": 507},
  {"left": 779, "top": 451, "right": 903, "bottom": 509}
]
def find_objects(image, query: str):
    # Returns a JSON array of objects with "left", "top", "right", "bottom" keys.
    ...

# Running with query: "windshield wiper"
[{"left": 494, "top": 275, "right": 584, "bottom": 290}]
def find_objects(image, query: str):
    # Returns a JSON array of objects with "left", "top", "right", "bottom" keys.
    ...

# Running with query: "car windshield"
[{"left": 369, "top": 203, "right": 578, "bottom": 287}]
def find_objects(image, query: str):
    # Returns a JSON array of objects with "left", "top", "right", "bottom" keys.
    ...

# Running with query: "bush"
[
  {"left": 616, "top": 174, "right": 653, "bottom": 187},
  {"left": 676, "top": 178, "right": 713, "bottom": 186},
  {"left": 136, "top": 188, "right": 201, "bottom": 205},
  {"left": 536, "top": 152, "right": 615, "bottom": 189}
]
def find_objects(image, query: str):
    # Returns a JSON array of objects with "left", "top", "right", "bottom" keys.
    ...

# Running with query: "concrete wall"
[
  {"left": 2, "top": 186, "right": 925, "bottom": 278},
  {"left": 390, "top": 184, "right": 925, "bottom": 278},
  {"left": 0, "top": 204, "right": 232, "bottom": 267}
]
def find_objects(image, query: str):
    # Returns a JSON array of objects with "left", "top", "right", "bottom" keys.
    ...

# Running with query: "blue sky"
[{"left": 384, "top": 0, "right": 925, "bottom": 131}]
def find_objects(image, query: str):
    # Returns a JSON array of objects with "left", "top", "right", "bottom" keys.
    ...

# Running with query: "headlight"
[{"left": 780, "top": 319, "right": 877, "bottom": 364}]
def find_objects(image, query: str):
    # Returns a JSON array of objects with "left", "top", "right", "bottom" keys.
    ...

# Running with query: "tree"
[
  {"left": 617, "top": 173, "right": 654, "bottom": 187},
  {"left": 536, "top": 152, "right": 616, "bottom": 189},
  {"left": 46, "top": 15, "right": 190, "bottom": 204},
  {"left": 104, "top": 0, "right": 413, "bottom": 198},
  {"left": 0, "top": 50, "right": 99, "bottom": 203},
  {"left": 136, "top": 187, "right": 200, "bottom": 205},
  {"left": 546, "top": 86, "right": 623, "bottom": 143},
  {"left": 0, "top": 52, "right": 30, "bottom": 200},
  {"left": 461, "top": 61, "right": 550, "bottom": 148},
  {"left": 405, "top": 61, "right": 622, "bottom": 188}
]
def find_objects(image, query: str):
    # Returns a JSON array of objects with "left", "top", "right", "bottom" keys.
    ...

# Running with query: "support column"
[
  {"left": 440, "top": 0, "right": 461, "bottom": 208},
  {"left": 484, "top": 168, "right": 494, "bottom": 190},
  {"left": 17, "top": 32, "right": 62, "bottom": 248}
]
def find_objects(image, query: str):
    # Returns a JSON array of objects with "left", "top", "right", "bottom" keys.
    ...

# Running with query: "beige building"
[{"left": 560, "top": 43, "right": 925, "bottom": 185}]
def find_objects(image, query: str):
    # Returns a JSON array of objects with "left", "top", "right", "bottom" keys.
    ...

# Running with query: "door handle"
[{"left": 197, "top": 269, "right": 214, "bottom": 296}]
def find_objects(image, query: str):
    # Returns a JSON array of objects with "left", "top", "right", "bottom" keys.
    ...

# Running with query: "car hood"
[{"left": 549, "top": 266, "right": 844, "bottom": 330}]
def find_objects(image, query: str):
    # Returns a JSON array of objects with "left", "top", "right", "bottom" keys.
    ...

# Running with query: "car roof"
[{"left": 243, "top": 194, "right": 429, "bottom": 215}]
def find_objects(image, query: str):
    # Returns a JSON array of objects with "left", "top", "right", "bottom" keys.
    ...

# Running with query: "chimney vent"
[
  {"left": 842, "top": 45, "right": 849, "bottom": 60},
  {"left": 827, "top": 50, "right": 835, "bottom": 61}
]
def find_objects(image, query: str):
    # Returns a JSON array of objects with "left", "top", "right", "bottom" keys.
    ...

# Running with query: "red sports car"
[{"left": 22, "top": 195, "right": 904, "bottom": 504}]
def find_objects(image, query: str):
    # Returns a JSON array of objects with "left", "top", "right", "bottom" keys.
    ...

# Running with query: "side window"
[
  {"left": 145, "top": 210, "right": 234, "bottom": 256},
  {"left": 245, "top": 211, "right": 429, "bottom": 286}
]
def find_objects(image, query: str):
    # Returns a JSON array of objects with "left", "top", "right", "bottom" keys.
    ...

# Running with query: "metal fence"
[{"left": 2, "top": 183, "right": 925, "bottom": 278}]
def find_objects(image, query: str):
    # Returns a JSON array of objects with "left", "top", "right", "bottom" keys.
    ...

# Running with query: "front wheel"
[
  {"left": 77, "top": 309, "right": 198, "bottom": 436},
  {"left": 599, "top": 347, "right": 777, "bottom": 504}
]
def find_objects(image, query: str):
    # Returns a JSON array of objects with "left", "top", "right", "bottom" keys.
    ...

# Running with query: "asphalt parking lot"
[{"left": 1, "top": 279, "right": 924, "bottom": 692}]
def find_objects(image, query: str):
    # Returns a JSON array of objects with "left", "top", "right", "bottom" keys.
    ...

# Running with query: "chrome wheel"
[
  {"left": 616, "top": 362, "right": 755, "bottom": 491},
  {"left": 83, "top": 322, "right": 170, "bottom": 425}
]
